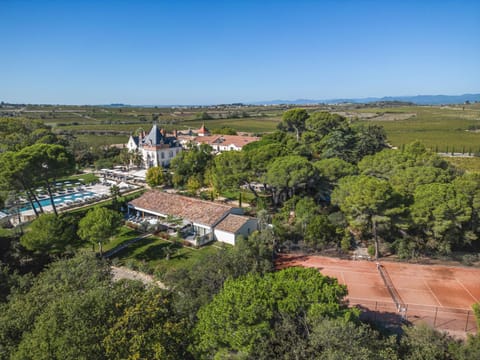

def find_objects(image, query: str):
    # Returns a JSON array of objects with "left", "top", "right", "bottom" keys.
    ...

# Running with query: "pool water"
[{"left": 19, "top": 191, "right": 96, "bottom": 212}]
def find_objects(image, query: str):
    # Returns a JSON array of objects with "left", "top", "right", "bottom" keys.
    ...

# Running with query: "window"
[
  {"left": 161, "top": 152, "right": 164, "bottom": 159},
  {"left": 169, "top": 150, "right": 173, "bottom": 158}
]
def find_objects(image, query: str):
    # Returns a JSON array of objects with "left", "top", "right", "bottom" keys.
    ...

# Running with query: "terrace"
[
  {"left": 125, "top": 213, "right": 210, "bottom": 246},
  {"left": 127, "top": 190, "right": 245, "bottom": 246},
  {"left": 4, "top": 177, "right": 138, "bottom": 225},
  {"left": 100, "top": 168, "right": 147, "bottom": 183}
]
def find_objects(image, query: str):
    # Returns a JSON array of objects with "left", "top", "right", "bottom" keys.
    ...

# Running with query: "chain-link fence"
[{"left": 348, "top": 298, "right": 477, "bottom": 334}]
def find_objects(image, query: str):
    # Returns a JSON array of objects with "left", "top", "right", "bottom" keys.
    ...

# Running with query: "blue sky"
[{"left": 1, "top": 0, "right": 479, "bottom": 105}]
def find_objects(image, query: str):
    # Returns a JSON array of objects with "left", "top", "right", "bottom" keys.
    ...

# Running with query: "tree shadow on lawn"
[
  {"left": 135, "top": 242, "right": 187, "bottom": 262},
  {"left": 114, "top": 237, "right": 163, "bottom": 259}
]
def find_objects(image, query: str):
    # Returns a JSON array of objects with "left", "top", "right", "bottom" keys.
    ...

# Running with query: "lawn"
[
  {"left": 75, "top": 226, "right": 141, "bottom": 253},
  {"left": 0, "top": 227, "right": 16, "bottom": 238},
  {"left": 59, "top": 173, "right": 99, "bottom": 184},
  {"left": 108, "top": 233, "right": 221, "bottom": 275},
  {"left": 102, "top": 226, "right": 142, "bottom": 253}
]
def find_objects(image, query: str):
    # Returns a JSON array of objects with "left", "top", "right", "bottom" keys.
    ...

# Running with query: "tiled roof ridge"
[
  {"left": 162, "top": 190, "right": 233, "bottom": 209},
  {"left": 129, "top": 190, "right": 235, "bottom": 227},
  {"left": 215, "top": 213, "right": 253, "bottom": 233}
]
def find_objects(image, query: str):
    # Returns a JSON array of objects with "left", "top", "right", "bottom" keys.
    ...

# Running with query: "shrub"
[
  {"left": 462, "top": 254, "right": 477, "bottom": 266},
  {"left": 124, "top": 259, "right": 138, "bottom": 271},
  {"left": 367, "top": 244, "right": 376, "bottom": 257},
  {"left": 341, "top": 236, "right": 351, "bottom": 252}
]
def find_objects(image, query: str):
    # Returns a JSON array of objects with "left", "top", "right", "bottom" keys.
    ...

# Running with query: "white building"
[
  {"left": 214, "top": 214, "right": 259, "bottom": 245},
  {"left": 126, "top": 124, "right": 182, "bottom": 168},
  {"left": 128, "top": 190, "right": 257, "bottom": 246}
]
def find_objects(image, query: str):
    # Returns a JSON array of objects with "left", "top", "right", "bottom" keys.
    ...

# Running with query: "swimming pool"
[{"left": 19, "top": 191, "right": 96, "bottom": 212}]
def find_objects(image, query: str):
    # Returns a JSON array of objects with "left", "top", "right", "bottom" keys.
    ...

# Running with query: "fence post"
[
  {"left": 433, "top": 307, "right": 438, "bottom": 328},
  {"left": 465, "top": 311, "right": 470, "bottom": 332}
]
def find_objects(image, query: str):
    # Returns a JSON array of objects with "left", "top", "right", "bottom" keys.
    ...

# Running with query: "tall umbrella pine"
[
  {"left": 331, "top": 175, "right": 395, "bottom": 260},
  {"left": 20, "top": 144, "right": 75, "bottom": 217},
  {"left": 0, "top": 151, "right": 44, "bottom": 217}
]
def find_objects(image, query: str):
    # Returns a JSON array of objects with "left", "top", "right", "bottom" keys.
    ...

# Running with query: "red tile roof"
[
  {"left": 129, "top": 190, "right": 234, "bottom": 227},
  {"left": 215, "top": 214, "right": 253, "bottom": 233},
  {"left": 193, "top": 135, "right": 260, "bottom": 149},
  {"left": 198, "top": 123, "right": 209, "bottom": 134}
]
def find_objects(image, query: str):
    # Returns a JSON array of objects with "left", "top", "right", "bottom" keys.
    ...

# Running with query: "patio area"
[
  {"left": 7, "top": 182, "right": 119, "bottom": 224},
  {"left": 125, "top": 213, "right": 211, "bottom": 246}
]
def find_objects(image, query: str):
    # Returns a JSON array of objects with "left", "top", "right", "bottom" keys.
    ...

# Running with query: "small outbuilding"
[{"left": 214, "top": 214, "right": 258, "bottom": 246}]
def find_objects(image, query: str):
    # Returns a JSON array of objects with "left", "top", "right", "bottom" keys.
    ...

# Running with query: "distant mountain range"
[{"left": 250, "top": 93, "right": 480, "bottom": 106}]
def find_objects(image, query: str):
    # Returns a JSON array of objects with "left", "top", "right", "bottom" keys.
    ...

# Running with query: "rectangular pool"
[{"left": 19, "top": 191, "right": 96, "bottom": 212}]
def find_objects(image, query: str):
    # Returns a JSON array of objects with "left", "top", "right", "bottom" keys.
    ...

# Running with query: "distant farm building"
[{"left": 177, "top": 124, "right": 260, "bottom": 152}]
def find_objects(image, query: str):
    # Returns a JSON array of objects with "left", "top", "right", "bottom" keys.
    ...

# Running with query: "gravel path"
[{"left": 111, "top": 266, "right": 167, "bottom": 289}]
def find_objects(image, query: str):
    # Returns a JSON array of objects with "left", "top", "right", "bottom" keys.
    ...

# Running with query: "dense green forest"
[{"left": 1, "top": 251, "right": 480, "bottom": 359}]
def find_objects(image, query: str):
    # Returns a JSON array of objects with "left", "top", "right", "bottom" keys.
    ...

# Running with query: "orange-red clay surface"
[{"left": 276, "top": 254, "right": 480, "bottom": 333}]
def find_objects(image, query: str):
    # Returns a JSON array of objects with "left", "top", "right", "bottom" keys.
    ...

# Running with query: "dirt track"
[{"left": 111, "top": 266, "right": 166, "bottom": 289}]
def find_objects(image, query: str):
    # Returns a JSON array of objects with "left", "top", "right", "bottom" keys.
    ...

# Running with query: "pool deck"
[{"left": 19, "top": 183, "right": 113, "bottom": 219}]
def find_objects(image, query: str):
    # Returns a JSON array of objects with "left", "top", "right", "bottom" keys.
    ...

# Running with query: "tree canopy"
[
  {"left": 146, "top": 166, "right": 167, "bottom": 187},
  {"left": 194, "top": 267, "right": 355, "bottom": 358},
  {"left": 20, "top": 214, "right": 79, "bottom": 255},
  {"left": 0, "top": 254, "right": 189, "bottom": 360},
  {"left": 170, "top": 143, "right": 213, "bottom": 188},
  {"left": 77, "top": 207, "right": 123, "bottom": 254}
]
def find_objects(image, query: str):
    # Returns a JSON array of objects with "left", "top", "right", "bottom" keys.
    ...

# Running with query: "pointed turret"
[
  {"left": 198, "top": 123, "right": 210, "bottom": 136},
  {"left": 143, "top": 123, "right": 164, "bottom": 145}
]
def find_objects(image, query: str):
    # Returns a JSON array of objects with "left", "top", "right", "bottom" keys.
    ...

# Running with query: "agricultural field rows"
[{"left": 2, "top": 103, "right": 479, "bottom": 153}]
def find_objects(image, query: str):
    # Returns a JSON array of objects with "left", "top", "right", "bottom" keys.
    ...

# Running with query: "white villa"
[
  {"left": 128, "top": 190, "right": 258, "bottom": 246},
  {"left": 126, "top": 124, "right": 182, "bottom": 168}
]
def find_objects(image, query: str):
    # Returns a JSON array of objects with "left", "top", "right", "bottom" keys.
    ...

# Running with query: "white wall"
[
  {"left": 127, "top": 136, "right": 138, "bottom": 151},
  {"left": 214, "top": 229, "right": 236, "bottom": 245},
  {"left": 236, "top": 219, "right": 258, "bottom": 238},
  {"left": 214, "top": 218, "right": 258, "bottom": 246}
]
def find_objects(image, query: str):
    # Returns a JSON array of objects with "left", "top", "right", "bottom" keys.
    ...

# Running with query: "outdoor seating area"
[
  {"left": 100, "top": 168, "right": 146, "bottom": 184},
  {"left": 4, "top": 179, "right": 116, "bottom": 226},
  {"left": 58, "top": 193, "right": 110, "bottom": 211},
  {"left": 126, "top": 213, "right": 195, "bottom": 239}
]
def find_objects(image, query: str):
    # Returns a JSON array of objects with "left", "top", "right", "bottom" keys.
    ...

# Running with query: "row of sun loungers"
[{"left": 57, "top": 193, "right": 110, "bottom": 211}]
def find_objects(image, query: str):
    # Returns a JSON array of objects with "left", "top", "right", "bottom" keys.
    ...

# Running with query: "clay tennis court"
[{"left": 276, "top": 254, "right": 480, "bottom": 334}]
